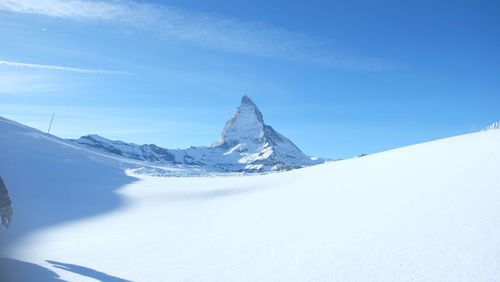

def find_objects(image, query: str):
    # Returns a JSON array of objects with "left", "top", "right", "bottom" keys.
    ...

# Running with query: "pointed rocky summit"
[
  {"left": 213, "top": 95, "right": 266, "bottom": 148},
  {"left": 209, "top": 95, "right": 319, "bottom": 171}
]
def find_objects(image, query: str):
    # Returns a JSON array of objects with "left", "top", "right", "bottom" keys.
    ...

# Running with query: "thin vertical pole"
[{"left": 47, "top": 112, "right": 55, "bottom": 134}]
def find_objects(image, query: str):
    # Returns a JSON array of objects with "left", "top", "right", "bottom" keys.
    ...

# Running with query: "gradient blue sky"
[{"left": 0, "top": 0, "right": 499, "bottom": 158}]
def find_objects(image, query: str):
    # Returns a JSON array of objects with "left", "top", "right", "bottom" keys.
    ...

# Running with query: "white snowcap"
[{"left": 212, "top": 95, "right": 266, "bottom": 148}]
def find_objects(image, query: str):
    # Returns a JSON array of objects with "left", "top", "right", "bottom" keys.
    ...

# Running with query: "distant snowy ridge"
[
  {"left": 70, "top": 96, "right": 327, "bottom": 173},
  {"left": 482, "top": 121, "right": 500, "bottom": 131}
]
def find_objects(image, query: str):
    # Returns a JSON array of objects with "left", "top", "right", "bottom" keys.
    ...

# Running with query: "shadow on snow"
[
  {"left": 0, "top": 258, "right": 131, "bottom": 282},
  {"left": 48, "top": 260, "right": 132, "bottom": 282},
  {"left": 0, "top": 117, "right": 139, "bottom": 253}
]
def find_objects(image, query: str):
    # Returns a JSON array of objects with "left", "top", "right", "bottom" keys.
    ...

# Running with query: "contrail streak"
[{"left": 0, "top": 60, "right": 131, "bottom": 75}]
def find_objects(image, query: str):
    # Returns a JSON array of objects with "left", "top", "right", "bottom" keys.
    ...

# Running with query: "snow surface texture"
[
  {"left": 69, "top": 96, "right": 325, "bottom": 173},
  {"left": 483, "top": 121, "right": 500, "bottom": 131},
  {"left": 2, "top": 116, "right": 500, "bottom": 281}
]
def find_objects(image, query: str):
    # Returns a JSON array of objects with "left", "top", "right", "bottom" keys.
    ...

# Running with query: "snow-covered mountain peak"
[
  {"left": 483, "top": 121, "right": 500, "bottom": 131},
  {"left": 241, "top": 94, "right": 257, "bottom": 106},
  {"left": 213, "top": 95, "right": 265, "bottom": 148},
  {"left": 207, "top": 95, "right": 320, "bottom": 171}
]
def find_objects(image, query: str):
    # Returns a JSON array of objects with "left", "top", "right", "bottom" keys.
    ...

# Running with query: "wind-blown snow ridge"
[
  {"left": 482, "top": 121, "right": 500, "bottom": 131},
  {"left": 70, "top": 96, "right": 326, "bottom": 173}
]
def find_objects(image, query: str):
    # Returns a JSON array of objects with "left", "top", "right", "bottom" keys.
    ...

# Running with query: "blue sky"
[{"left": 0, "top": 0, "right": 499, "bottom": 158}]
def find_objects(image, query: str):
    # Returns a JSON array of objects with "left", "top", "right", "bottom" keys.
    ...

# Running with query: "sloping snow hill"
[{"left": 1, "top": 116, "right": 500, "bottom": 281}]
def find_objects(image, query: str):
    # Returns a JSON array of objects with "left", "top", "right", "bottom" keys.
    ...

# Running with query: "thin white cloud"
[
  {"left": 0, "top": 60, "right": 131, "bottom": 74},
  {"left": 0, "top": 0, "right": 130, "bottom": 20},
  {"left": 0, "top": 0, "right": 394, "bottom": 70}
]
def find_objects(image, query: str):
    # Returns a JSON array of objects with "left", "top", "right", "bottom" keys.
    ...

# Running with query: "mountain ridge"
[{"left": 70, "top": 96, "right": 326, "bottom": 172}]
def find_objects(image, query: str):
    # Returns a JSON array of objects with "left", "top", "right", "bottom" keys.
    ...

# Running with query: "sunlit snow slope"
[{"left": 1, "top": 116, "right": 500, "bottom": 281}]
